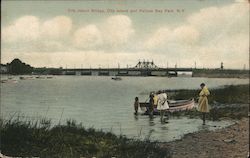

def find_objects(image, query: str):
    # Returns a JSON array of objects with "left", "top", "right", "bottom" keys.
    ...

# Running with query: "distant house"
[{"left": 0, "top": 64, "right": 8, "bottom": 73}]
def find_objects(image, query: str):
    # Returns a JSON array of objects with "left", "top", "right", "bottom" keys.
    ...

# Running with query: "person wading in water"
[
  {"left": 157, "top": 90, "right": 169, "bottom": 122},
  {"left": 134, "top": 97, "right": 139, "bottom": 115},
  {"left": 198, "top": 83, "right": 210, "bottom": 125},
  {"left": 149, "top": 93, "right": 154, "bottom": 118}
]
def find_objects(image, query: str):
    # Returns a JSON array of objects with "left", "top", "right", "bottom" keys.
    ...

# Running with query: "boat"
[
  {"left": 19, "top": 77, "right": 26, "bottom": 80},
  {"left": 1, "top": 79, "right": 8, "bottom": 83},
  {"left": 111, "top": 76, "right": 122, "bottom": 81},
  {"left": 1, "top": 79, "right": 18, "bottom": 84},
  {"left": 36, "top": 76, "right": 45, "bottom": 79},
  {"left": 139, "top": 98, "right": 195, "bottom": 114}
]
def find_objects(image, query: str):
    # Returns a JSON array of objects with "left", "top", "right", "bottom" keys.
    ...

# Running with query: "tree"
[{"left": 7, "top": 58, "right": 33, "bottom": 75}]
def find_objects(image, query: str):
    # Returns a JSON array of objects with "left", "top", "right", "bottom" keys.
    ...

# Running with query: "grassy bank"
[
  {"left": 168, "top": 84, "right": 249, "bottom": 120},
  {"left": 0, "top": 118, "right": 171, "bottom": 158},
  {"left": 168, "top": 84, "right": 249, "bottom": 104}
]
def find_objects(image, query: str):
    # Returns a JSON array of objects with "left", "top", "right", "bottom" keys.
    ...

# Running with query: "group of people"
[
  {"left": 134, "top": 83, "right": 210, "bottom": 125},
  {"left": 134, "top": 90, "right": 170, "bottom": 122}
]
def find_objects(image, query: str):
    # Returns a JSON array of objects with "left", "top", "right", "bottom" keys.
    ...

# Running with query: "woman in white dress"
[{"left": 157, "top": 91, "right": 169, "bottom": 122}]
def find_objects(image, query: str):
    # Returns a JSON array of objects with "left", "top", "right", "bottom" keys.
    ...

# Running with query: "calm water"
[{"left": 1, "top": 76, "right": 248, "bottom": 141}]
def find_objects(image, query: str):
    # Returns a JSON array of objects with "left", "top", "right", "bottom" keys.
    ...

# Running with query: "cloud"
[
  {"left": 143, "top": 2, "right": 248, "bottom": 68},
  {"left": 2, "top": 16, "right": 40, "bottom": 42},
  {"left": 2, "top": 15, "right": 73, "bottom": 52},
  {"left": 173, "top": 26, "right": 199, "bottom": 44},
  {"left": 187, "top": 3, "right": 248, "bottom": 41},
  {"left": 102, "top": 15, "right": 135, "bottom": 47},
  {"left": 2, "top": 16, "right": 73, "bottom": 43},
  {"left": 2, "top": 14, "right": 135, "bottom": 52},
  {"left": 73, "top": 25, "right": 103, "bottom": 49},
  {"left": 71, "top": 15, "right": 135, "bottom": 50},
  {"left": 1, "top": 2, "right": 248, "bottom": 69},
  {"left": 41, "top": 16, "right": 72, "bottom": 39},
  {"left": 144, "top": 25, "right": 199, "bottom": 50}
]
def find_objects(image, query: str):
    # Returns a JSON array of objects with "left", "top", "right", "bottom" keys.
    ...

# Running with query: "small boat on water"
[
  {"left": 1, "top": 79, "right": 18, "bottom": 84},
  {"left": 1, "top": 79, "right": 8, "bottom": 83},
  {"left": 139, "top": 98, "right": 195, "bottom": 114},
  {"left": 19, "top": 77, "right": 26, "bottom": 80},
  {"left": 111, "top": 76, "right": 122, "bottom": 81},
  {"left": 19, "top": 76, "right": 33, "bottom": 80},
  {"left": 36, "top": 76, "right": 45, "bottom": 79}
]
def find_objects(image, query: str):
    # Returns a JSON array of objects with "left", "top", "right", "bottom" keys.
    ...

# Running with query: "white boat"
[{"left": 139, "top": 98, "right": 195, "bottom": 114}]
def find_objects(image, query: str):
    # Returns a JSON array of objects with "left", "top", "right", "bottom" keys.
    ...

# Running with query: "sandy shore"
[{"left": 162, "top": 118, "right": 249, "bottom": 158}]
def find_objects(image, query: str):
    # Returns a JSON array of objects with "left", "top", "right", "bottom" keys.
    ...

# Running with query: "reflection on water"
[
  {"left": 148, "top": 117, "right": 155, "bottom": 126},
  {"left": 129, "top": 114, "right": 234, "bottom": 141},
  {"left": 1, "top": 76, "right": 246, "bottom": 142}
]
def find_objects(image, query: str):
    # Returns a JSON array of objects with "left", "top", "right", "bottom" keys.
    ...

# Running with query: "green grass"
[
  {"left": 168, "top": 84, "right": 249, "bottom": 104},
  {"left": 0, "top": 118, "right": 171, "bottom": 158}
]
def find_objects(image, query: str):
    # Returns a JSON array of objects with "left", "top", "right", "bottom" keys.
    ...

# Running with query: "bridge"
[
  {"left": 33, "top": 61, "right": 249, "bottom": 78},
  {"left": 61, "top": 61, "right": 193, "bottom": 76}
]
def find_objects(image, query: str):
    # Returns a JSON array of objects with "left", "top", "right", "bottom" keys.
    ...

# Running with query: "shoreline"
[
  {"left": 0, "top": 116, "right": 248, "bottom": 158},
  {"left": 162, "top": 117, "right": 249, "bottom": 158}
]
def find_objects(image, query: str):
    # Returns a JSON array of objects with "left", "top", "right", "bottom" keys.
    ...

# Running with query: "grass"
[
  {"left": 168, "top": 84, "right": 249, "bottom": 104},
  {"left": 0, "top": 118, "right": 171, "bottom": 158}
]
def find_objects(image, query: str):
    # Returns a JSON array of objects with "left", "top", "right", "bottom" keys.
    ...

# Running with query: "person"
[
  {"left": 149, "top": 93, "right": 154, "bottom": 117},
  {"left": 153, "top": 93, "right": 158, "bottom": 109},
  {"left": 197, "top": 83, "right": 210, "bottom": 125},
  {"left": 157, "top": 90, "right": 169, "bottom": 122},
  {"left": 134, "top": 97, "right": 139, "bottom": 115}
]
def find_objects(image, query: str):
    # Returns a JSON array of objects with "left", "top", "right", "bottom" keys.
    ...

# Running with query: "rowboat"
[
  {"left": 139, "top": 98, "right": 195, "bottom": 114},
  {"left": 111, "top": 76, "right": 122, "bottom": 81}
]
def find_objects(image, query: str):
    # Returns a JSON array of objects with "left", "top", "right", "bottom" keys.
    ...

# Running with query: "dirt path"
[{"left": 162, "top": 118, "right": 249, "bottom": 158}]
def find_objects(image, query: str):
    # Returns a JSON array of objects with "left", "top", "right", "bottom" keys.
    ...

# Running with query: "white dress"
[{"left": 157, "top": 93, "right": 169, "bottom": 110}]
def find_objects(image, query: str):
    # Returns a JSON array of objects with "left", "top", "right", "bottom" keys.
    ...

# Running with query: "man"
[
  {"left": 157, "top": 90, "right": 169, "bottom": 122},
  {"left": 198, "top": 83, "right": 210, "bottom": 125}
]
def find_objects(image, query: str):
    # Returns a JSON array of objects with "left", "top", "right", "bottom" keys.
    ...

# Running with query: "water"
[{"left": 1, "top": 76, "right": 248, "bottom": 142}]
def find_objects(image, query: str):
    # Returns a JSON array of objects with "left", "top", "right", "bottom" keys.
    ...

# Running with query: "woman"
[
  {"left": 198, "top": 83, "right": 210, "bottom": 125},
  {"left": 157, "top": 90, "right": 169, "bottom": 122}
]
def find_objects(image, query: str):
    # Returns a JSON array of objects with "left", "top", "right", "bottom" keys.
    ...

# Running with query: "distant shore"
[{"left": 1, "top": 59, "right": 249, "bottom": 78}]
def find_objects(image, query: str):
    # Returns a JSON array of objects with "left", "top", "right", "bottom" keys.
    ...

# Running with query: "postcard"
[{"left": 1, "top": 0, "right": 249, "bottom": 157}]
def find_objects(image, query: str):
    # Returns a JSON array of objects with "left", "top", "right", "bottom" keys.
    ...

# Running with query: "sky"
[{"left": 1, "top": 0, "right": 249, "bottom": 69}]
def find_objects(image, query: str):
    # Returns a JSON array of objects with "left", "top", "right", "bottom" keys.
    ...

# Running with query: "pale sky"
[{"left": 1, "top": 0, "right": 249, "bottom": 69}]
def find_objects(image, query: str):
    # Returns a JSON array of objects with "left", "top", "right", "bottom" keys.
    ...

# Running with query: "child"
[{"left": 134, "top": 97, "right": 139, "bottom": 115}]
